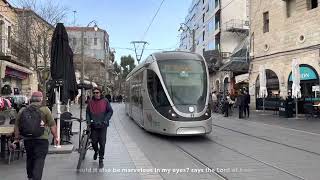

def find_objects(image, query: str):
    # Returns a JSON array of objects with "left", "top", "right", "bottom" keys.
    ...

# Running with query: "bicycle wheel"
[{"left": 76, "top": 134, "right": 88, "bottom": 170}]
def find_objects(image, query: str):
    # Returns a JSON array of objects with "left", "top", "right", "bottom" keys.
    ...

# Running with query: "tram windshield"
[{"left": 158, "top": 59, "right": 207, "bottom": 112}]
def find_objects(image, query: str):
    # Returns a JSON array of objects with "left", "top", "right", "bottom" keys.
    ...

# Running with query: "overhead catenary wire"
[{"left": 140, "top": 0, "right": 165, "bottom": 41}]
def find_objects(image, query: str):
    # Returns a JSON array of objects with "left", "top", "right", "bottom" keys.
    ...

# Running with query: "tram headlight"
[
  {"left": 205, "top": 112, "right": 209, "bottom": 116},
  {"left": 171, "top": 113, "right": 176, "bottom": 117}
]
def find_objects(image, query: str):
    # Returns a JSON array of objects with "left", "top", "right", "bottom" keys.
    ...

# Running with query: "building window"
[
  {"left": 72, "top": 37, "right": 76, "bottom": 47},
  {"left": 37, "top": 35, "right": 41, "bottom": 53},
  {"left": 203, "top": 30, "right": 205, "bottom": 41},
  {"left": 215, "top": 0, "right": 219, "bottom": 8},
  {"left": 203, "top": 0, "right": 205, "bottom": 4},
  {"left": 208, "top": 18, "right": 214, "bottom": 33},
  {"left": 208, "top": 40, "right": 214, "bottom": 50},
  {"left": 84, "top": 38, "right": 87, "bottom": 45},
  {"left": 263, "top": 11, "right": 269, "bottom": 33},
  {"left": 94, "top": 38, "right": 98, "bottom": 45},
  {"left": 286, "top": 0, "right": 296, "bottom": 17},
  {"left": 307, "top": 0, "right": 318, "bottom": 9},
  {"left": 7, "top": 26, "right": 11, "bottom": 48},
  {"left": 209, "top": 0, "right": 214, "bottom": 12},
  {"left": 202, "top": 13, "right": 205, "bottom": 23}
]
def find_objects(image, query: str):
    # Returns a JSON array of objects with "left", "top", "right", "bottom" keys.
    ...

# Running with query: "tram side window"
[
  {"left": 125, "top": 81, "right": 130, "bottom": 103},
  {"left": 130, "top": 72, "right": 143, "bottom": 106},
  {"left": 147, "top": 70, "right": 169, "bottom": 107}
]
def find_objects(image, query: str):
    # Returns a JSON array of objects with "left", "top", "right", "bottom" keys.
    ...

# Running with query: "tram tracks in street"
[
  {"left": 204, "top": 135, "right": 306, "bottom": 180},
  {"left": 209, "top": 124, "right": 314, "bottom": 180},
  {"left": 212, "top": 123, "right": 320, "bottom": 157},
  {"left": 172, "top": 142, "right": 229, "bottom": 180}
]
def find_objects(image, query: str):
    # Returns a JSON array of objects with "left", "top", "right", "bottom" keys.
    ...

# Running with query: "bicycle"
[
  {"left": 76, "top": 122, "right": 92, "bottom": 170},
  {"left": 57, "top": 112, "right": 91, "bottom": 170}
]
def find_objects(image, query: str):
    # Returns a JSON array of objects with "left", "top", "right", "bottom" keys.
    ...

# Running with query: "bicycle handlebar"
[{"left": 54, "top": 117, "right": 86, "bottom": 123}]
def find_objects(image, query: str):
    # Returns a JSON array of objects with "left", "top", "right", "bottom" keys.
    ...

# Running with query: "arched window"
[
  {"left": 288, "top": 64, "right": 319, "bottom": 99},
  {"left": 256, "top": 69, "right": 280, "bottom": 98}
]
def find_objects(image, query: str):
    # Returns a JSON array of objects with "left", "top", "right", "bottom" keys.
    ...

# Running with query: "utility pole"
[{"left": 192, "top": 29, "right": 195, "bottom": 53}]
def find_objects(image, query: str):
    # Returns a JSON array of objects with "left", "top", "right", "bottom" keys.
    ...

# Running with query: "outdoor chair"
[
  {"left": 7, "top": 136, "right": 25, "bottom": 165},
  {"left": 304, "top": 103, "right": 315, "bottom": 119}
]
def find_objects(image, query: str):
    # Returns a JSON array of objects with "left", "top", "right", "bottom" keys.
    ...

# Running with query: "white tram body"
[{"left": 125, "top": 51, "right": 212, "bottom": 135}]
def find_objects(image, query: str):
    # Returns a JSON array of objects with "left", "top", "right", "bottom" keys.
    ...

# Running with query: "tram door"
[{"left": 130, "top": 72, "right": 144, "bottom": 126}]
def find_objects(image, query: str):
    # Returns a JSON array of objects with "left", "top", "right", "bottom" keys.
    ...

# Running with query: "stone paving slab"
[{"left": 48, "top": 144, "right": 74, "bottom": 154}]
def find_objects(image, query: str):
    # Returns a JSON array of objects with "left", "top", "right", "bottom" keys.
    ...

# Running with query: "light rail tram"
[{"left": 125, "top": 51, "right": 212, "bottom": 135}]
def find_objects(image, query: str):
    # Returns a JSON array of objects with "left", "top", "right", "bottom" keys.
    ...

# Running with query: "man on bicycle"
[{"left": 86, "top": 87, "right": 113, "bottom": 168}]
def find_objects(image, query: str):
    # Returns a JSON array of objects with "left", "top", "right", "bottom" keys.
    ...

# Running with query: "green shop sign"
[{"left": 289, "top": 67, "right": 318, "bottom": 81}]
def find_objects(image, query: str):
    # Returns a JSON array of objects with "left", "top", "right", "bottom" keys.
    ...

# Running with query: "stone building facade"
[
  {"left": 0, "top": 0, "right": 38, "bottom": 98},
  {"left": 249, "top": 0, "right": 320, "bottom": 109}
]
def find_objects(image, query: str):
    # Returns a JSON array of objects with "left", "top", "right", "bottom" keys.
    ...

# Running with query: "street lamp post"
[
  {"left": 179, "top": 23, "right": 196, "bottom": 52},
  {"left": 105, "top": 48, "right": 115, "bottom": 94},
  {"left": 79, "top": 20, "right": 98, "bottom": 148}
]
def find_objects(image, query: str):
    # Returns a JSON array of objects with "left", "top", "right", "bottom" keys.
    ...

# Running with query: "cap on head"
[
  {"left": 31, "top": 91, "right": 43, "bottom": 98},
  {"left": 30, "top": 91, "right": 43, "bottom": 103}
]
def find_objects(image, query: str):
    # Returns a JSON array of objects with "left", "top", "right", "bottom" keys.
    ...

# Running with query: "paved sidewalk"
[
  {"left": 216, "top": 109, "right": 320, "bottom": 134},
  {"left": 0, "top": 104, "right": 142, "bottom": 180}
]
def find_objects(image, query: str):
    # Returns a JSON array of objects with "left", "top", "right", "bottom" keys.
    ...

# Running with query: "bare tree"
[{"left": 14, "top": 0, "right": 68, "bottom": 101}]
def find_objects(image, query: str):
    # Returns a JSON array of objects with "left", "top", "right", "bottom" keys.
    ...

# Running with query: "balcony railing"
[
  {"left": 225, "top": 19, "right": 249, "bottom": 34},
  {"left": 10, "top": 38, "right": 31, "bottom": 66}
]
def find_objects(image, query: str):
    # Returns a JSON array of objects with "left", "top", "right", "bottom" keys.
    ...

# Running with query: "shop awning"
[
  {"left": 235, "top": 73, "right": 249, "bottom": 84},
  {"left": 0, "top": 60, "right": 33, "bottom": 79}
]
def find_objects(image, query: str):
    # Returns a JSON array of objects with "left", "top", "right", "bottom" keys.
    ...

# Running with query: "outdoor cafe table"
[{"left": 0, "top": 126, "right": 14, "bottom": 158}]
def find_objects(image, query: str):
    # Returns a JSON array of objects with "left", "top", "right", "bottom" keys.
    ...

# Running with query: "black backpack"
[{"left": 19, "top": 105, "right": 44, "bottom": 138}]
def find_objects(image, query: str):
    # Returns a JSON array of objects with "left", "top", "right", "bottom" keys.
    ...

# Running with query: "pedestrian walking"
[
  {"left": 86, "top": 87, "right": 113, "bottom": 168},
  {"left": 243, "top": 90, "right": 250, "bottom": 118},
  {"left": 13, "top": 91, "right": 58, "bottom": 180},
  {"left": 236, "top": 91, "right": 245, "bottom": 119},
  {"left": 212, "top": 91, "right": 218, "bottom": 113}
]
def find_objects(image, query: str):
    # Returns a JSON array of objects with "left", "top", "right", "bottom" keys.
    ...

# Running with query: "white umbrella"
[
  {"left": 291, "top": 58, "right": 301, "bottom": 118},
  {"left": 259, "top": 65, "right": 268, "bottom": 112}
]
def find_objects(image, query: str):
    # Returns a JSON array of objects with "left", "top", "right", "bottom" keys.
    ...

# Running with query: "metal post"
[
  {"left": 79, "top": 29, "right": 85, "bottom": 150},
  {"left": 263, "top": 97, "right": 265, "bottom": 113},
  {"left": 192, "top": 29, "right": 196, "bottom": 52},
  {"left": 105, "top": 49, "right": 109, "bottom": 93},
  {"left": 55, "top": 86, "right": 61, "bottom": 148},
  {"left": 295, "top": 98, "right": 298, "bottom": 119}
]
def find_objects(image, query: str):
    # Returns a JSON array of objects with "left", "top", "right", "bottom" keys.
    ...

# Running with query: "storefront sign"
[
  {"left": 289, "top": 67, "right": 318, "bottom": 81},
  {"left": 235, "top": 73, "right": 249, "bottom": 84},
  {"left": 312, "top": 85, "right": 320, "bottom": 92}
]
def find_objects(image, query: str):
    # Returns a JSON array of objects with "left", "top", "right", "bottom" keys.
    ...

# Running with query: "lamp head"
[{"left": 93, "top": 24, "right": 98, "bottom": 32}]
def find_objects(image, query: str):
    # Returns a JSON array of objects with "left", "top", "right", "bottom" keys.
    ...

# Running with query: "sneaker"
[
  {"left": 93, "top": 152, "right": 98, "bottom": 160},
  {"left": 99, "top": 160, "right": 104, "bottom": 169}
]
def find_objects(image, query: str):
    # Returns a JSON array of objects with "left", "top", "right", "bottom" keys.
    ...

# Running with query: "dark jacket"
[
  {"left": 86, "top": 97, "right": 113, "bottom": 128},
  {"left": 244, "top": 94, "right": 250, "bottom": 105}
]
